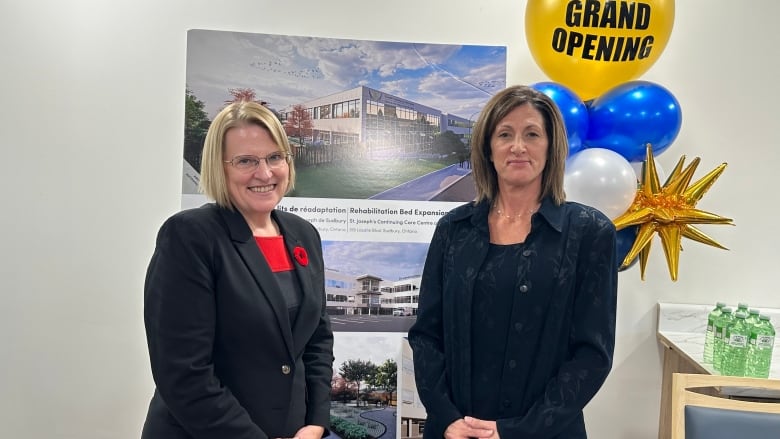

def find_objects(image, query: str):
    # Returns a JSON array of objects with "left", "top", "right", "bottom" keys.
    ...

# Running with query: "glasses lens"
[
  {"left": 234, "top": 156, "right": 260, "bottom": 170},
  {"left": 267, "top": 152, "right": 290, "bottom": 168},
  {"left": 266, "top": 153, "right": 284, "bottom": 167}
]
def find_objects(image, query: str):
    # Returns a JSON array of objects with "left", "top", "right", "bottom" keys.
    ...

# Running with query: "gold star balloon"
[{"left": 613, "top": 144, "right": 734, "bottom": 281}]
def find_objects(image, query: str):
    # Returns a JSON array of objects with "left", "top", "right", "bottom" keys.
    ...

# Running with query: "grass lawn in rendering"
[{"left": 290, "top": 156, "right": 459, "bottom": 199}]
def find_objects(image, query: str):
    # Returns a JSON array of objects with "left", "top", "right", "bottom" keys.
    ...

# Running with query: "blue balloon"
[
  {"left": 616, "top": 225, "right": 639, "bottom": 272},
  {"left": 531, "top": 81, "right": 589, "bottom": 156},
  {"left": 585, "top": 81, "right": 682, "bottom": 162}
]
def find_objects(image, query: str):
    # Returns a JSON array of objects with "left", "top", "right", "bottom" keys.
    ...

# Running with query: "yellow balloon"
[{"left": 526, "top": 0, "right": 675, "bottom": 100}]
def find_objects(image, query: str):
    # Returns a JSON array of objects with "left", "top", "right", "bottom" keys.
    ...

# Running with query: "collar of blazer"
[
  {"left": 448, "top": 197, "right": 564, "bottom": 234},
  {"left": 217, "top": 205, "right": 317, "bottom": 359}
]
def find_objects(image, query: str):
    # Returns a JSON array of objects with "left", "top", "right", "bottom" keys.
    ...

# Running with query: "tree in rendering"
[
  {"left": 331, "top": 374, "right": 357, "bottom": 403},
  {"left": 283, "top": 104, "right": 313, "bottom": 147},
  {"left": 184, "top": 87, "right": 211, "bottom": 170},
  {"left": 224, "top": 87, "right": 268, "bottom": 106},
  {"left": 339, "top": 359, "right": 377, "bottom": 407},
  {"left": 367, "top": 359, "right": 397, "bottom": 406},
  {"left": 433, "top": 130, "right": 468, "bottom": 156}
]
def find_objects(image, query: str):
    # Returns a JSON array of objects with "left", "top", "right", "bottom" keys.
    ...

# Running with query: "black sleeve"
[
  {"left": 144, "top": 214, "right": 267, "bottom": 439},
  {"left": 407, "top": 220, "right": 463, "bottom": 437}
]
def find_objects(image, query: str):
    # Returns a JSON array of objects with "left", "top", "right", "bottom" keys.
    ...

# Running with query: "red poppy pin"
[{"left": 293, "top": 246, "right": 309, "bottom": 266}]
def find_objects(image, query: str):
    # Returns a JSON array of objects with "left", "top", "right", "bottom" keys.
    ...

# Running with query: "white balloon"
[{"left": 564, "top": 148, "right": 638, "bottom": 219}]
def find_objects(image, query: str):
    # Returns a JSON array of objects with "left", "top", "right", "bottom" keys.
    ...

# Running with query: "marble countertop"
[{"left": 657, "top": 302, "right": 780, "bottom": 396}]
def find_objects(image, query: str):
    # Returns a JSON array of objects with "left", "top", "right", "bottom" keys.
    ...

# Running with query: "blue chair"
[{"left": 671, "top": 373, "right": 780, "bottom": 439}]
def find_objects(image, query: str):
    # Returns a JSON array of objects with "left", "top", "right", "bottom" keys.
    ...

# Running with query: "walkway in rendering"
[
  {"left": 370, "top": 163, "right": 474, "bottom": 202},
  {"left": 330, "top": 402, "right": 397, "bottom": 439}
]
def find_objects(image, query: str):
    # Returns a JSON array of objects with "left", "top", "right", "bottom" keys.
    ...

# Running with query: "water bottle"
[
  {"left": 713, "top": 306, "right": 734, "bottom": 372},
  {"left": 722, "top": 311, "right": 750, "bottom": 376},
  {"left": 703, "top": 302, "right": 726, "bottom": 363},
  {"left": 747, "top": 308, "right": 760, "bottom": 327},
  {"left": 746, "top": 314, "right": 775, "bottom": 378},
  {"left": 737, "top": 302, "right": 750, "bottom": 315}
]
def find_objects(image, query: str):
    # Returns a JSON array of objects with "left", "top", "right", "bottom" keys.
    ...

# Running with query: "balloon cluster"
[
  {"left": 525, "top": 0, "right": 732, "bottom": 280},
  {"left": 524, "top": 0, "right": 729, "bottom": 278},
  {"left": 534, "top": 79, "right": 683, "bottom": 226}
]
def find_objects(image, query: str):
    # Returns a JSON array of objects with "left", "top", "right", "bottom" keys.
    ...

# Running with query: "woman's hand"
[
  {"left": 444, "top": 417, "right": 495, "bottom": 439},
  {"left": 289, "top": 424, "right": 325, "bottom": 439},
  {"left": 463, "top": 416, "right": 500, "bottom": 439}
]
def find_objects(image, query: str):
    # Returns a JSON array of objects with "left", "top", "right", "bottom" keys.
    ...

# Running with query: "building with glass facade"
[
  {"left": 324, "top": 267, "right": 420, "bottom": 316},
  {"left": 282, "top": 85, "right": 473, "bottom": 159}
]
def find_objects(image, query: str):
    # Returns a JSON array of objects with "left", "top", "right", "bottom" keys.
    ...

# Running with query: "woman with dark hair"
[{"left": 408, "top": 85, "right": 617, "bottom": 439}]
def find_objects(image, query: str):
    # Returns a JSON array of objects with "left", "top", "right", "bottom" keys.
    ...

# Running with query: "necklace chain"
[{"left": 493, "top": 203, "right": 538, "bottom": 220}]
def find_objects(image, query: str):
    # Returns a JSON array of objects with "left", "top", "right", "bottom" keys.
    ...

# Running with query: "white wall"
[{"left": 2, "top": 1, "right": 779, "bottom": 438}]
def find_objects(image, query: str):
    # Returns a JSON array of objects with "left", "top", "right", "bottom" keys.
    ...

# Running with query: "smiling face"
[
  {"left": 223, "top": 122, "right": 289, "bottom": 224},
  {"left": 490, "top": 103, "right": 549, "bottom": 194}
]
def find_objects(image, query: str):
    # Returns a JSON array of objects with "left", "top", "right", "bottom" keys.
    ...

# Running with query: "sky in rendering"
[{"left": 187, "top": 29, "right": 506, "bottom": 120}]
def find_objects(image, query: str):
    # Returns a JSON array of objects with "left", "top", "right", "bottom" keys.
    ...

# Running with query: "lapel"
[
  {"left": 455, "top": 200, "right": 492, "bottom": 316},
  {"left": 451, "top": 201, "right": 492, "bottom": 412},
  {"left": 218, "top": 206, "right": 295, "bottom": 360},
  {"left": 273, "top": 210, "right": 318, "bottom": 356}
]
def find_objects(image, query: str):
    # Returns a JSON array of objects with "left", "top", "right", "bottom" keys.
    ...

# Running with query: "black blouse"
[{"left": 471, "top": 243, "right": 523, "bottom": 418}]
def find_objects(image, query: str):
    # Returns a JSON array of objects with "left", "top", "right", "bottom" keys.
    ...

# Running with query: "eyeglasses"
[{"left": 224, "top": 152, "right": 292, "bottom": 172}]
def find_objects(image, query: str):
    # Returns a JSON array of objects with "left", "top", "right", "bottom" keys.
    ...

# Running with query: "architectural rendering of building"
[
  {"left": 282, "top": 85, "right": 473, "bottom": 158},
  {"left": 325, "top": 267, "right": 420, "bottom": 316}
]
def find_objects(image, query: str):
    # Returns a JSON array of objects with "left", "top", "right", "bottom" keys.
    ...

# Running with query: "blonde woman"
[{"left": 142, "top": 101, "right": 333, "bottom": 439}]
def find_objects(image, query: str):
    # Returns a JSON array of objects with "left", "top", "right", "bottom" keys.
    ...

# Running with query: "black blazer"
[
  {"left": 142, "top": 204, "right": 334, "bottom": 439},
  {"left": 408, "top": 199, "right": 616, "bottom": 439}
]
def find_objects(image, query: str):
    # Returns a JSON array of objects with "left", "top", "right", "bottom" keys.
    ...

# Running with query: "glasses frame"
[{"left": 223, "top": 152, "right": 293, "bottom": 172}]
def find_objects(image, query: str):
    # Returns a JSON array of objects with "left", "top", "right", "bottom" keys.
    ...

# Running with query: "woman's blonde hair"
[
  {"left": 470, "top": 85, "right": 568, "bottom": 205},
  {"left": 199, "top": 101, "right": 295, "bottom": 208}
]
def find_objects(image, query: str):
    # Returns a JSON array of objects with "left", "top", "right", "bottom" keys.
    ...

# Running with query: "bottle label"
[
  {"left": 729, "top": 334, "right": 748, "bottom": 348},
  {"left": 757, "top": 335, "right": 775, "bottom": 349}
]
